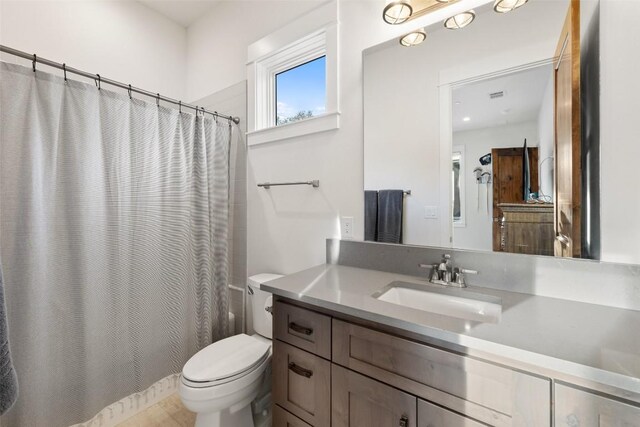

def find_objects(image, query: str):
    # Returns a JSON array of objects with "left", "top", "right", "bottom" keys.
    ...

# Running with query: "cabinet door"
[
  {"left": 274, "top": 405, "right": 314, "bottom": 427},
  {"left": 418, "top": 399, "right": 485, "bottom": 427},
  {"left": 332, "top": 364, "right": 417, "bottom": 427},
  {"left": 274, "top": 300, "right": 332, "bottom": 359},
  {"left": 273, "top": 340, "right": 331, "bottom": 427},
  {"left": 333, "top": 319, "right": 549, "bottom": 426},
  {"left": 555, "top": 383, "right": 640, "bottom": 426}
]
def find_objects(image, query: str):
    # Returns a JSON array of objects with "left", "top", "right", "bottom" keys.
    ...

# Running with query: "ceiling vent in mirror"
[
  {"left": 444, "top": 10, "right": 476, "bottom": 29},
  {"left": 493, "top": 0, "right": 529, "bottom": 13},
  {"left": 399, "top": 29, "right": 427, "bottom": 47},
  {"left": 383, "top": 0, "right": 413, "bottom": 24},
  {"left": 489, "top": 91, "right": 505, "bottom": 99}
]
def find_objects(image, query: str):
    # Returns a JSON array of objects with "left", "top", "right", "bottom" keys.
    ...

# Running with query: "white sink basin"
[{"left": 372, "top": 281, "right": 502, "bottom": 323}]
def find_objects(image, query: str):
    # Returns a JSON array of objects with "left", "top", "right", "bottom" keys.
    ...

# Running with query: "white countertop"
[{"left": 262, "top": 264, "right": 640, "bottom": 401}]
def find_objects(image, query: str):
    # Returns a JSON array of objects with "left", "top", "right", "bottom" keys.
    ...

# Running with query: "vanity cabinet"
[
  {"left": 272, "top": 298, "right": 638, "bottom": 427},
  {"left": 332, "top": 319, "right": 550, "bottom": 426},
  {"left": 272, "top": 299, "right": 549, "bottom": 427},
  {"left": 418, "top": 399, "right": 487, "bottom": 427},
  {"left": 332, "top": 364, "right": 416, "bottom": 427},
  {"left": 555, "top": 383, "right": 640, "bottom": 426},
  {"left": 273, "top": 339, "right": 331, "bottom": 427},
  {"left": 274, "top": 405, "right": 314, "bottom": 427},
  {"left": 274, "top": 300, "right": 332, "bottom": 360}
]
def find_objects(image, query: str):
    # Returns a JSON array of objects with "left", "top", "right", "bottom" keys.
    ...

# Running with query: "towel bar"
[{"left": 257, "top": 180, "right": 320, "bottom": 189}]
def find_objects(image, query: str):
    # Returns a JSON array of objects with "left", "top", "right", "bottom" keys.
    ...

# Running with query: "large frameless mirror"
[{"left": 363, "top": 0, "right": 616, "bottom": 261}]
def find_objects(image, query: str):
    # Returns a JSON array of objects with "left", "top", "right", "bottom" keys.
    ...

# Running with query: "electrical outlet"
[
  {"left": 341, "top": 216, "right": 354, "bottom": 239},
  {"left": 424, "top": 206, "right": 438, "bottom": 219}
]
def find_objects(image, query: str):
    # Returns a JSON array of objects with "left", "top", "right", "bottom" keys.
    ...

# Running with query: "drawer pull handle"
[
  {"left": 399, "top": 415, "right": 409, "bottom": 427},
  {"left": 288, "top": 362, "right": 313, "bottom": 378},
  {"left": 289, "top": 322, "right": 313, "bottom": 336}
]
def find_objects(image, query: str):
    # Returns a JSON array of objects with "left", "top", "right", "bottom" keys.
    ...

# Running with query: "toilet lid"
[{"left": 182, "top": 334, "right": 271, "bottom": 383}]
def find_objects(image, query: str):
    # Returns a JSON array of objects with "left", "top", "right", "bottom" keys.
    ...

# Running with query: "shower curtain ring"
[
  {"left": 156, "top": 93, "right": 160, "bottom": 107},
  {"left": 32, "top": 54, "right": 36, "bottom": 72},
  {"left": 62, "top": 63, "right": 67, "bottom": 82},
  {"left": 128, "top": 84, "right": 132, "bottom": 100},
  {"left": 214, "top": 111, "right": 218, "bottom": 124},
  {"left": 179, "top": 101, "right": 182, "bottom": 113},
  {"left": 95, "top": 74, "right": 101, "bottom": 90}
]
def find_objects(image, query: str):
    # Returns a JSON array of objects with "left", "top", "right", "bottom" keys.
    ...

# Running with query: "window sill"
[{"left": 247, "top": 111, "right": 340, "bottom": 146}]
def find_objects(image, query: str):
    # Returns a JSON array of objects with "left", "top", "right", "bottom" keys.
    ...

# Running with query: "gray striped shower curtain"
[{"left": 0, "top": 62, "right": 230, "bottom": 426}]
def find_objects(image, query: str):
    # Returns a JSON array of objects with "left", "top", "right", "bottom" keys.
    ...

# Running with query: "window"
[
  {"left": 275, "top": 56, "right": 326, "bottom": 126},
  {"left": 246, "top": 1, "right": 339, "bottom": 145},
  {"left": 452, "top": 154, "right": 462, "bottom": 221},
  {"left": 452, "top": 146, "right": 466, "bottom": 227}
]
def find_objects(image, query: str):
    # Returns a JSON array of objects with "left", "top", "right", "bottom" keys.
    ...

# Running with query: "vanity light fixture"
[
  {"left": 444, "top": 10, "right": 476, "bottom": 29},
  {"left": 493, "top": 0, "right": 529, "bottom": 13},
  {"left": 399, "top": 29, "right": 427, "bottom": 47},
  {"left": 383, "top": 0, "right": 413, "bottom": 25}
]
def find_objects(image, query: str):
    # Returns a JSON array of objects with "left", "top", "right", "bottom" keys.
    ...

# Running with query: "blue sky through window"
[{"left": 276, "top": 56, "right": 326, "bottom": 125}]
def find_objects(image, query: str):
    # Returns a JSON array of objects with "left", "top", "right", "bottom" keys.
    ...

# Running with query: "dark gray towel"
[
  {"left": 364, "top": 191, "right": 378, "bottom": 241},
  {"left": 0, "top": 263, "right": 17, "bottom": 414},
  {"left": 377, "top": 189, "right": 404, "bottom": 244}
]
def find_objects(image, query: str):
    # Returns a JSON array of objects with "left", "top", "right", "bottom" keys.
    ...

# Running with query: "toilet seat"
[
  {"left": 181, "top": 352, "right": 270, "bottom": 388},
  {"left": 181, "top": 334, "right": 270, "bottom": 389}
]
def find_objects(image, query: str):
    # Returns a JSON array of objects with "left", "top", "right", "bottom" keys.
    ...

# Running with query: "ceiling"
[
  {"left": 139, "top": 0, "right": 221, "bottom": 27},
  {"left": 452, "top": 64, "right": 553, "bottom": 133}
]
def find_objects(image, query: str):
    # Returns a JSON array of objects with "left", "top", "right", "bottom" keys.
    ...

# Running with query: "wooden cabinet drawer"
[
  {"left": 332, "top": 319, "right": 550, "bottom": 426},
  {"left": 273, "top": 340, "right": 331, "bottom": 427},
  {"left": 332, "top": 364, "right": 417, "bottom": 427},
  {"left": 274, "top": 300, "right": 331, "bottom": 359},
  {"left": 418, "top": 399, "right": 485, "bottom": 427},
  {"left": 273, "top": 405, "right": 313, "bottom": 427},
  {"left": 555, "top": 383, "right": 640, "bottom": 426}
]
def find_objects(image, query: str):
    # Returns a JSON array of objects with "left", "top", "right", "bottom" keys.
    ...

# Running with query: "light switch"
[
  {"left": 341, "top": 216, "right": 354, "bottom": 239},
  {"left": 424, "top": 206, "right": 438, "bottom": 219}
]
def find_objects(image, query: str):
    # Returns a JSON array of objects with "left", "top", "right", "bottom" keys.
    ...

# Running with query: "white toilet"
[{"left": 179, "top": 273, "right": 283, "bottom": 427}]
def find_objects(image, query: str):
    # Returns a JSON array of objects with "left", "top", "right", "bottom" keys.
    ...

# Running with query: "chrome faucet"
[{"left": 419, "top": 254, "right": 478, "bottom": 288}]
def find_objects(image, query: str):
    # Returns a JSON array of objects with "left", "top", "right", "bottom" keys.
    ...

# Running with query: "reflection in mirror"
[
  {"left": 451, "top": 64, "right": 554, "bottom": 255},
  {"left": 363, "top": 0, "right": 605, "bottom": 260},
  {"left": 452, "top": 148, "right": 464, "bottom": 226}
]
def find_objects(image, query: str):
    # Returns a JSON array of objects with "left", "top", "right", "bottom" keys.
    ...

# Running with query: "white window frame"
[
  {"left": 247, "top": 1, "right": 339, "bottom": 146},
  {"left": 452, "top": 145, "right": 466, "bottom": 228}
]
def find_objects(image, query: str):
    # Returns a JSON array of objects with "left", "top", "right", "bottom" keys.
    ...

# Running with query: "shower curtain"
[{"left": 0, "top": 62, "right": 230, "bottom": 426}]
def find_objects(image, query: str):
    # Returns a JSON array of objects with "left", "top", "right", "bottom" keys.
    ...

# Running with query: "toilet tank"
[{"left": 248, "top": 273, "right": 283, "bottom": 339}]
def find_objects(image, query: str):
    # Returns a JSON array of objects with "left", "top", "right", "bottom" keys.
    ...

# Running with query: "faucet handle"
[
  {"left": 454, "top": 268, "right": 478, "bottom": 287},
  {"left": 419, "top": 263, "right": 440, "bottom": 282}
]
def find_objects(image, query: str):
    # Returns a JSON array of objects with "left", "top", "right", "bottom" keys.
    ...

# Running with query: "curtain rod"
[{"left": 0, "top": 45, "right": 241, "bottom": 125}]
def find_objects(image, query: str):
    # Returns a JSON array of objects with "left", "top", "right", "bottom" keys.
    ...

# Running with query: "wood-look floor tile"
[
  {"left": 116, "top": 394, "right": 194, "bottom": 427},
  {"left": 157, "top": 394, "right": 196, "bottom": 427}
]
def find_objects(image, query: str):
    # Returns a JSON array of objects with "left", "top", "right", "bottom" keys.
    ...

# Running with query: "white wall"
[
  {"left": 186, "top": 1, "right": 406, "bottom": 276},
  {"left": 364, "top": 1, "right": 566, "bottom": 248},
  {"left": 4, "top": 0, "right": 638, "bottom": 275},
  {"left": 452, "top": 121, "right": 539, "bottom": 251},
  {"left": 0, "top": 1, "right": 188, "bottom": 100},
  {"left": 600, "top": 0, "right": 640, "bottom": 264},
  {"left": 537, "top": 73, "right": 555, "bottom": 201},
  {"left": 186, "top": 1, "right": 324, "bottom": 102}
]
